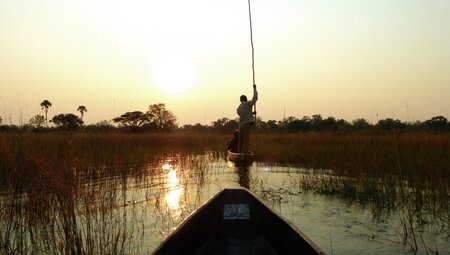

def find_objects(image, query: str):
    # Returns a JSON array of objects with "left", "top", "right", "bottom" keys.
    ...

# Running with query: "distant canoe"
[
  {"left": 152, "top": 188, "right": 325, "bottom": 255},
  {"left": 226, "top": 150, "right": 254, "bottom": 164}
]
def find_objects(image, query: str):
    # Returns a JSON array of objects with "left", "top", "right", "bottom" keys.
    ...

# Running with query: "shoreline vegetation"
[{"left": 0, "top": 132, "right": 449, "bottom": 254}]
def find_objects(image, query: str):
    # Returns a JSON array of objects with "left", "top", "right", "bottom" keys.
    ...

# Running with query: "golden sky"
[{"left": 1, "top": 0, "right": 449, "bottom": 125}]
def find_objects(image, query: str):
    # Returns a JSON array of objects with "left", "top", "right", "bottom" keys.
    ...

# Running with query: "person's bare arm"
[{"left": 250, "top": 84, "right": 258, "bottom": 104}]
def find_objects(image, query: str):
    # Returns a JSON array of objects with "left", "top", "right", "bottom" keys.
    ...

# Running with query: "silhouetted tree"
[
  {"left": 211, "top": 117, "right": 238, "bottom": 133},
  {"left": 254, "top": 118, "right": 278, "bottom": 133},
  {"left": 335, "top": 119, "right": 351, "bottom": 131},
  {"left": 223, "top": 119, "right": 239, "bottom": 134},
  {"left": 97, "top": 120, "right": 113, "bottom": 127},
  {"left": 52, "top": 114, "right": 83, "bottom": 130},
  {"left": 77, "top": 105, "right": 87, "bottom": 122},
  {"left": 321, "top": 117, "right": 337, "bottom": 131},
  {"left": 352, "top": 118, "right": 371, "bottom": 131},
  {"left": 310, "top": 114, "right": 323, "bottom": 131},
  {"left": 29, "top": 115, "right": 45, "bottom": 128},
  {"left": 265, "top": 120, "right": 279, "bottom": 132},
  {"left": 281, "top": 116, "right": 312, "bottom": 132},
  {"left": 279, "top": 116, "right": 296, "bottom": 130},
  {"left": 182, "top": 123, "right": 210, "bottom": 133},
  {"left": 422, "top": 116, "right": 448, "bottom": 132},
  {"left": 211, "top": 117, "right": 229, "bottom": 130},
  {"left": 376, "top": 118, "right": 406, "bottom": 131},
  {"left": 0, "top": 125, "right": 19, "bottom": 132},
  {"left": 407, "top": 120, "right": 422, "bottom": 131},
  {"left": 40, "top": 100, "right": 52, "bottom": 127},
  {"left": 85, "top": 120, "right": 115, "bottom": 133},
  {"left": 112, "top": 111, "right": 150, "bottom": 128},
  {"left": 147, "top": 103, "right": 177, "bottom": 131}
]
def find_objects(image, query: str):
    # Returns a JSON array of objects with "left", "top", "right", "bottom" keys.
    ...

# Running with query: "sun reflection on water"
[{"left": 162, "top": 162, "right": 183, "bottom": 216}]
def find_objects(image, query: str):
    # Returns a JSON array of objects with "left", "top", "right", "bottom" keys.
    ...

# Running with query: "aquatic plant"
[{"left": 0, "top": 132, "right": 448, "bottom": 254}]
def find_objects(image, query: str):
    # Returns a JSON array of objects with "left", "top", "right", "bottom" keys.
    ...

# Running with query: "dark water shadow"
[{"left": 235, "top": 165, "right": 251, "bottom": 189}]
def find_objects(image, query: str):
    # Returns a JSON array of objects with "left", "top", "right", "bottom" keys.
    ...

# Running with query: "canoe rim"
[{"left": 151, "top": 187, "right": 325, "bottom": 255}]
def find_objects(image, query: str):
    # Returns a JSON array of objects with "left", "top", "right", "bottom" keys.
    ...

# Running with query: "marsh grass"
[
  {"left": 254, "top": 133, "right": 448, "bottom": 184},
  {"left": 253, "top": 132, "right": 449, "bottom": 202},
  {"left": 0, "top": 132, "right": 448, "bottom": 254},
  {"left": 252, "top": 132, "right": 449, "bottom": 254},
  {"left": 0, "top": 133, "right": 224, "bottom": 254}
]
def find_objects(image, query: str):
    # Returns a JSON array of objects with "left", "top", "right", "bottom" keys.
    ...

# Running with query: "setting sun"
[
  {"left": 152, "top": 55, "right": 197, "bottom": 94},
  {"left": 1, "top": 1, "right": 449, "bottom": 254}
]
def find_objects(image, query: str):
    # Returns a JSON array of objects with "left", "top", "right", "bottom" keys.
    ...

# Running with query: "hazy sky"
[{"left": 1, "top": 0, "right": 449, "bottom": 126}]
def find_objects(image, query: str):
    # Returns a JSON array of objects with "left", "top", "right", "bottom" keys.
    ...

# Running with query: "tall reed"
[
  {"left": 0, "top": 133, "right": 224, "bottom": 254},
  {"left": 253, "top": 132, "right": 449, "bottom": 194},
  {"left": 0, "top": 132, "right": 448, "bottom": 254},
  {"left": 252, "top": 132, "right": 449, "bottom": 253}
]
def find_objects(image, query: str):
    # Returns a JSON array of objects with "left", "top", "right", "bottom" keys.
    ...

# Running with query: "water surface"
[
  {"left": 116, "top": 153, "right": 448, "bottom": 254},
  {"left": 1, "top": 152, "right": 448, "bottom": 255}
]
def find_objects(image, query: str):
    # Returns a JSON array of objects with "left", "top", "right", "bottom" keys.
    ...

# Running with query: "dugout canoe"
[
  {"left": 152, "top": 188, "right": 325, "bottom": 255},
  {"left": 226, "top": 150, "right": 254, "bottom": 164}
]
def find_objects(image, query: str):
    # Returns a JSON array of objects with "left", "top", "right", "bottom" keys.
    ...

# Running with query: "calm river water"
[
  {"left": 106, "top": 153, "right": 448, "bottom": 255},
  {"left": 1, "top": 152, "right": 448, "bottom": 255}
]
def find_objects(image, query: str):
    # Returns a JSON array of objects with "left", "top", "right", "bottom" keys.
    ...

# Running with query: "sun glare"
[
  {"left": 163, "top": 164, "right": 183, "bottom": 216},
  {"left": 152, "top": 55, "right": 196, "bottom": 94}
]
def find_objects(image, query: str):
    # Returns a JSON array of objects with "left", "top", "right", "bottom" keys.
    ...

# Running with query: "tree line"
[
  {"left": 0, "top": 100, "right": 449, "bottom": 133},
  {"left": 183, "top": 115, "right": 450, "bottom": 134},
  {"left": 0, "top": 100, "right": 177, "bottom": 132}
]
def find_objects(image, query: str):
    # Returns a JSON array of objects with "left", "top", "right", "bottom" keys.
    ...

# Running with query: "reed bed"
[
  {"left": 253, "top": 132, "right": 449, "bottom": 193},
  {"left": 252, "top": 132, "right": 449, "bottom": 253},
  {"left": 0, "top": 132, "right": 448, "bottom": 254},
  {"left": 0, "top": 133, "right": 224, "bottom": 254}
]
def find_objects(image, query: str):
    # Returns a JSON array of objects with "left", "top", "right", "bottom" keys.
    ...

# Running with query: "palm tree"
[
  {"left": 40, "top": 100, "right": 52, "bottom": 127},
  {"left": 77, "top": 105, "right": 87, "bottom": 122}
]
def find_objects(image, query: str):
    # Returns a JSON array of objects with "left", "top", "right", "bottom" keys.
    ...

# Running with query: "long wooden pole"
[
  {"left": 248, "top": 0, "right": 255, "bottom": 87},
  {"left": 247, "top": 0, "right": 257, "bottom": 148}
]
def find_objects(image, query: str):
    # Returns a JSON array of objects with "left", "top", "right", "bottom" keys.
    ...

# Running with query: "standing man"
[{"left": 237, "top": 84, "right": 258, "bottom": 154}]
